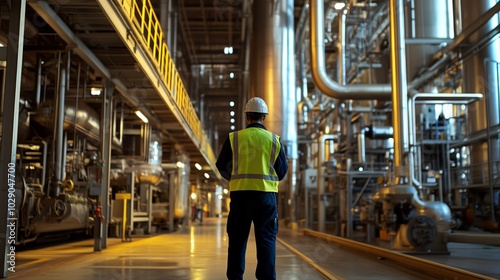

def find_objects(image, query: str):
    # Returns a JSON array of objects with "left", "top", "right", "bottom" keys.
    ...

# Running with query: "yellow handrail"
[{"left": 114, "top": 0, "right": 217, "bottom": 165}]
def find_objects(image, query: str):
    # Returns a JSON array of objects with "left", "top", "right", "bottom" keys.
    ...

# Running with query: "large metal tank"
[
  {"left": 406, "top": 0, "right": 455, "bottom": 134},
  {"left": 461, "top": 0, "right": 500, "bottom": 184},
  {"left": 405, "top": 0, "right": 454, "bottom": 81},
  {"left": 248, "top": 0, "right": 298, "bottom": 222},
  {"left": 31, "top": 100, "right": 100, "bottom": 141},
  {"left": 123, "top": 128, "right": 163, "bottom": 186},
  {"left": 249, "top": 0, "right": 297, "bottom": 147}
]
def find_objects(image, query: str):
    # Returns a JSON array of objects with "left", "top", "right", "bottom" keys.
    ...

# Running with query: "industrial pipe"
[
  {"left": 309, "top": 0, "right": 391, "bottom": 100},
  {"left": 317, "top": 134, "right": 337, "bottom": 232},
  {"left": 388, "top": 0, "right": 409, "bottom": 179}
]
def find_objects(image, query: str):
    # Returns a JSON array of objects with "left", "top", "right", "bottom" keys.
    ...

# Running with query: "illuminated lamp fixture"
[
  {"left": 224, "top": 46, "right": 233, "bottom": 54},
  {"left": 334, "top": 2, "right": 345, "bottom": 10},
  {"left": 204, "top": 173, "right": 210, "bottom": 179},
  {"left": 135, "top": 110, "right": 149, "bottom": 123},
  {"left": 90, "top": 87, "right": 102, "bottom": 96},
  {"left": 195, "top": 163, "right": 202, "bottom": 170}
]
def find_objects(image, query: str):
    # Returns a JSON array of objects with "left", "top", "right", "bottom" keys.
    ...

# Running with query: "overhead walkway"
[{"left": 29, "top": 0, "right": 220, "bottom": 181}]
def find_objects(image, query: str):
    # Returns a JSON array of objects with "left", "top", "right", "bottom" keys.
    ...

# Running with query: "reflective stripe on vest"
[{"left": 229, "top": 128, "right": 280, "bottom": 192}]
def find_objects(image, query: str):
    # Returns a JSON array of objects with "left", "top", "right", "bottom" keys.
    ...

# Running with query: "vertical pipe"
[
  {"left": 41, "top": 141, "right": 47, "bottom": 190},
  {"left": 408, "top": 93, "right": 422, "bottom": 189},
  {"left": 357, "top": 131, "right": 366, "bottom": 164},
  {"left": 453, "top": 0, "right": 462, "bottom": 35},
  {"left": 317, "top": 134, "right": 336, "bottom": 232},
  {"left": 160, "top": 0, "right": 168, "bottom": 42},
  {"left": 317, "top": 136, "right": 325, "bottom": 232},
  {"left": 168, "top": 171, "right": 175, "bottom": 232},
  {"left": 35, "top": 57, "right": 43, "bottom": 109},
  {"left": 98, "top": 81, "right": 114, "bottom": 250},
  {"left": 172, "top": 5, "right": 178, "bottom": 64},
  {"left": 66, "top": 51, "right": 71, "bottom": 90},
  {"left": 62, "top": 133, "right": 67, "bottom": 181},
  {"left": 55, "top": 67, "right": 66, "bottom": 183},
  {"left": 338, "top": 9, "right": 347, "bottom": 85},
  {"left": 51, "top": 52, "right": 61, "bottom": 188},
  {"left": 485, "top": 58, "right": 499, "bottom": 222},
  {"left": 73, "top": 62, "right": 81, "bottom": 173},
  {"left": 409, "top": 0, "right": 416, "bottom": 38},
  {"left": 299, "top": 46, "right": 309, "bottom": 101},
  {"left": 283, "top": 0, "right": 298, "bottom": 228},
  {"left": 389, "top": 0, "right": 409, "bottom": 180},
  {"left": 305, "top": 185, "right": 309, "bottom": 228}
]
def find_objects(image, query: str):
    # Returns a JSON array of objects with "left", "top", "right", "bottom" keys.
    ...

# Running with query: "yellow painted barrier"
[{"left": 115, "top": 192, "right": 131, "bottom": 241}]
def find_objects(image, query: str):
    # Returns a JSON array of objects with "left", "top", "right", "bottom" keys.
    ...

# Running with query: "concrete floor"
[{"left": 10, "top": 218, "right": 327, "bottom": 280}]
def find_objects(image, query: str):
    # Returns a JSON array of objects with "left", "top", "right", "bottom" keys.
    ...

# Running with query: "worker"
[{"left": 216, "top": 97, "right": 288, "bottom": 280}]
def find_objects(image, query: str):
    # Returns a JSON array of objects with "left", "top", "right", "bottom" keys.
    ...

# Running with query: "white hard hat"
[{"left": 244, "top": 97, "right": 268, "bottom": 114}]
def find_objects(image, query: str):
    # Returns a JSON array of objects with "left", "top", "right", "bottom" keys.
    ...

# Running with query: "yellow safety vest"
[{"left": 229, "top": 127, "right": 281, "bottom": 192}]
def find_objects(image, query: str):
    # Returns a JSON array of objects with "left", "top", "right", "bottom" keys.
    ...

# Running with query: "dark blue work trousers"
[{"left": 226, "top": 191, "right": 278, "bottom": 280}]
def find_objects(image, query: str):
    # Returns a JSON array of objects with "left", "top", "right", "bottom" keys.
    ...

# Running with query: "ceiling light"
[
  {"left": 229, "top": 72, "right": 234, "bottom": 78},
  {"left": 204, "top": 173, "right": 210, "bottom": 179},
  {"left": 135, "top": 110, "right": 149, "bottom": 123},
  {"left": 230, "top": 111, "right": 235, "bottom": 116},
  {"left": 230, "top": 101, "right": 235, "bottom": 107},
  {"left": 224, "top": 46, "right": 233, "bottom": 54},
  {"left": 90, "top": 87, "right": 102, "bottom": 96},
  {"left": 230, "top": 118, "right": 235, "bottom": 123},
  {"left": 195, "top": 163, "right": 202, "bottom": 170},
  {"left": 334, "top": 2, "right": 345, "bottom": 10},
  {"left": 230, "top": 125, "right": 235, "bottom": 130}
]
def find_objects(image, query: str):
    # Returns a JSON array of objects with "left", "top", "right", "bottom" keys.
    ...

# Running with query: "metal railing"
[
  {"left": 451, "top": 160, "right": 500, "bottom": 188},
  {"left": 114, "top": 0, "right": 216, "bottom": 164}
]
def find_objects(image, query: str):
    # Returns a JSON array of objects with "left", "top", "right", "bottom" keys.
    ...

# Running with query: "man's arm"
[
  {"left": 216, "top": 137, "right": 233, "bottom": 181},
  {"left": 274, "top": 143, "right": 288, "bottom": 181}
]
